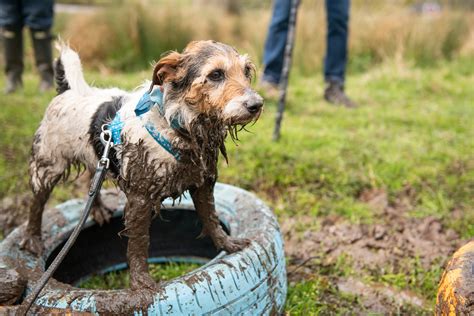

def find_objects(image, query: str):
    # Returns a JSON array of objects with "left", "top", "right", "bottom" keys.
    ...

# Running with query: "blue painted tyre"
[{"left": 0, "top": 183, "right": 287, "bottom": 315}]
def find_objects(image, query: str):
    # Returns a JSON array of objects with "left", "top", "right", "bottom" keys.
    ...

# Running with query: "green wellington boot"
[
  {"left": 31, "top": 29, "right": 54, "bottom": 92},
  {"left": 2, "top": 28, "right": 23, "bottom": 94}
]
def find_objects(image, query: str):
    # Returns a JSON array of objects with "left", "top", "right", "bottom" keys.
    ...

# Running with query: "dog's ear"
[{"left": 150, "top": 51, "right": 181, "bottom": 91}]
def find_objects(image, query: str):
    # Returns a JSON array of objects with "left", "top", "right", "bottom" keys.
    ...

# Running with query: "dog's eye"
[
  {"left": 207, "top": 69, "right": 225, "bottom": 82},
  {"left": 244, "top": 65, "right": 253, "bottom": 80}
]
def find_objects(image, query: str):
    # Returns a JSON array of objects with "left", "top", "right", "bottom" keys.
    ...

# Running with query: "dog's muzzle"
[
  {"left": 244, "top": 90, "right": 264, "bottom": 114},
  {"left": 223, "top": 89, "right": 264, "bottom": 124}
]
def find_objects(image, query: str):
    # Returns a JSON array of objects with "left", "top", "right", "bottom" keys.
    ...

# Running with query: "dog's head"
[{"left": 151, "top": 40, "right": 263, "bottom": 130}]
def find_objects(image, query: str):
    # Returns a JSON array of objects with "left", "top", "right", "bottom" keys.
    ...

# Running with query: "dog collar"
[{"left": 108, "top": 87, "right": 181, "bottom": 161}]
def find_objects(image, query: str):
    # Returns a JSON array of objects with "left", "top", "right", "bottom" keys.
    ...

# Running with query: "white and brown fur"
[{"left": 21, "top": 40, "right": 263, "bottom": 290}]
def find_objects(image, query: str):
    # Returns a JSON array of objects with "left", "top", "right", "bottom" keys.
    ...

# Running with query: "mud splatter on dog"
[{"left": 21, "top": 40, "right": 263, "bottom": 290}]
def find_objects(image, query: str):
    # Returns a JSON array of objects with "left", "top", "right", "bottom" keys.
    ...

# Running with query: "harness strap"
[
  {"left": 109, "top": 112, "right": 124, "bottom": 145},
  {"left": 144, "top": 121, "right": 181, "bottom": 160},
  {"left": 109, "top": 87, "right": 181, "bottom": 161}
]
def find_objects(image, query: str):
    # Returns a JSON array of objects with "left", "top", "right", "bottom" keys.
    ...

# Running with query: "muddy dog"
[{"left": 21, "top": 41, "right": 263, "bottom": 290}]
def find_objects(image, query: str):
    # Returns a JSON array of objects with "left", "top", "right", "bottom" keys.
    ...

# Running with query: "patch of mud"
[
  {"left": 0, "top": 178, "right": 123, "bottom": 238},
  {"left": 0, "top": 172, "right": 93, "bottom": 236},
  {"left": 293, "top": 214, "right": 459, "bottom": 270},
  {"left": 336, "top": 277, "right": 426, "bottom": 314},
  {"left": 283, "top": 188, "right": 460, "bottom": 270},
  {"left": 0, "top": 193, "right": 32, "bottom": 235},
  {"left": 282, "top": 188, "right": 464, "bottom": 313}
]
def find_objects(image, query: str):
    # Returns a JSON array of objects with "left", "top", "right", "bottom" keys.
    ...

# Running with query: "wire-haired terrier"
[{"left": 21, "top": 40, "right": 264, "bottom": 290}]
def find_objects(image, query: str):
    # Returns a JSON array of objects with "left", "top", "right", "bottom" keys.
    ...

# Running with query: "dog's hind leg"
[
  {"left": 77, "top": 170, "right": 113, "bottom": 225},
  {"left": 90, "top": 193, "right": 113, "bottom": 225},
  {"left": 20, "top": 157, "right": 68, "bottom": 255}
]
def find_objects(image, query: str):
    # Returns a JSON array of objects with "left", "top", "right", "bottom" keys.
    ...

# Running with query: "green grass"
[
  {"left": 0, "top": 56, "right": 473, "bottom": 313},
  {"left": 79, "top": 262, "right": 201, "bottom": 290},
  {"left": 286, "top": 277, "right": 360, "bottom": 315}
]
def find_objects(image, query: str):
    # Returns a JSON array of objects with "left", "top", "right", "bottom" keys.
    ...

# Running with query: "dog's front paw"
[
  {"left": 130, "top": 273, "right": 158, "bottom": 291},
  {"left": 222, "top": 237, "right": 251, "bottom": 253},
  {"left": 19, "top": 234, "right": 43, "bottom": 256},
  {"left": 91, "top": 205, "right": 113, "bottom": 226}
]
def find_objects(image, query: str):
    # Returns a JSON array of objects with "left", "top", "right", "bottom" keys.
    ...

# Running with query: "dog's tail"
[{"left": 54, "top": 42, "right": 92, "bottom": 96}]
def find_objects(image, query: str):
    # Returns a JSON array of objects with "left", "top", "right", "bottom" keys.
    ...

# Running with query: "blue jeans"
[
  {"left": 0, "top": 0, "right": 54, "bottom": 30},
  {"left": 262, "top": 0, "right": 350, "bottom": 85}
]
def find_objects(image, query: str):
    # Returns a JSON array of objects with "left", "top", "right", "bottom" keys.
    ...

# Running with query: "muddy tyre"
[
  {"left": 0, "top": 183, "right": 287, "bottom": 315},
  {"left": 436, "top": 240, "right": 474, "bottom": 315}
]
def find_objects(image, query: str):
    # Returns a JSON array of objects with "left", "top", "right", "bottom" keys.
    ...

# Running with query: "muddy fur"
[{"left": 21, "top": 40, "right": 263, "bottom": 291}]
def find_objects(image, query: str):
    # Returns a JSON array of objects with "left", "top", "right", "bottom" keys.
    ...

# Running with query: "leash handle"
[{"left": 20, "top": 130, "right": 113, "bottom": 315}]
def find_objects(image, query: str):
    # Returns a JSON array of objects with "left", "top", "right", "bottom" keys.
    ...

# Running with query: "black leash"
[
  {"left": 273, "top": 0, "right": 300, "bottom": 141},
  {"left": 20, "top": 128, "right": 114, "bottom": 315}
]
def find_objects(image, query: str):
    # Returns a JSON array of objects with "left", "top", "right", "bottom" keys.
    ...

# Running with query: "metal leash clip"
[{"left": 99, "top": 125, "right": 114, "bottom": 169}]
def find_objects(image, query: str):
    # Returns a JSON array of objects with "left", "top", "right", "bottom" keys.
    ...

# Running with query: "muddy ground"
[
  {"left": 0, "top": 187, "right": 467, "bottom": 314},
  {"left": 281, "top": 188, "right": 466, "bottom": 313},
  {"left": 0, "top": 193, "right": 31, "bottom": 236},
  {"left": 0, "top": 174, "right": 90, "bottom": 236}
]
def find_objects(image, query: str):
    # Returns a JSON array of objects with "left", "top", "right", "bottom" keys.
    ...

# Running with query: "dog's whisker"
[{"left": 242, "top": 126, "right": 254, "bottom": 134}]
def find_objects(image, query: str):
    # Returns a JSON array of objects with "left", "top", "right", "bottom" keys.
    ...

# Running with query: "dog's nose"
[{"left": 245, "top": 96, "right": 264, "bottom": 114}]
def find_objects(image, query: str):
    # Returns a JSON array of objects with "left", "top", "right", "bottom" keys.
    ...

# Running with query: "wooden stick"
[{"left": 272, "top": 0, "right": 300, "bottom": 141}]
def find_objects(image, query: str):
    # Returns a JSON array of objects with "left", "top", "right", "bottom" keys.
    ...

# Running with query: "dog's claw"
[
  {"left": 91, "top": 205, "right": 113, "bottom": 226},
  {"left": 222, "top": 237, "right": 251, "bottom": 253},
  {"left": 19, "top": 234, "right": 43, "bottom": 256}
]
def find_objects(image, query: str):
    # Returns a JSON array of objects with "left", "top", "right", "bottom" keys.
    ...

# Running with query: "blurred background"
[
  {"left": 0, "top": 0, "right": 473, "bottom": 314},
  {"left": 1, "top": 0, "right": 473, "bottom": 73}
]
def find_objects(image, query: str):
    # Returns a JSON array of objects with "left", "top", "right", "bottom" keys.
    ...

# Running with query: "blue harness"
[{"left": 108, "top": 88, "right": 181, "bottom": 161}]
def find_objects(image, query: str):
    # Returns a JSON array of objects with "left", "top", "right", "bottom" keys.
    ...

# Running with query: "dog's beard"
[
  {"left": 186, "top": 114, "right": 227, "bottom": 172},
  {"left": 164, "top": 100, "right": 260, "bottom": 168},
  {"left": 226, "top": 109, "right": 261, "bottom": 143}
]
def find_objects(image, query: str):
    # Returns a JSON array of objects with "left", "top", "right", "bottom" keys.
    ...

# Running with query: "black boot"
[
  {"left": 30, "top": 29, "right": 54, "bottom": 92},
  {"left": 2, "top": 27, "right": 23, "bottom": 94}
]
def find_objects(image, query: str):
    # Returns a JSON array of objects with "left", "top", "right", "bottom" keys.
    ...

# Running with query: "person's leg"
[
  {"left": 23, "top": 0, "right": 54, "bottom": 92},
  {"left": 262, "top": 0, "right": 291, "bottom": 85},
  {"left": 323, "top": 0, "right": 356, "bottom": 107},
  {"left": 324, "top": 0, "right": 349, "bottom": 84},
  {"left": 0, "top": 1, "right": 23, "bottom": 93}
]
